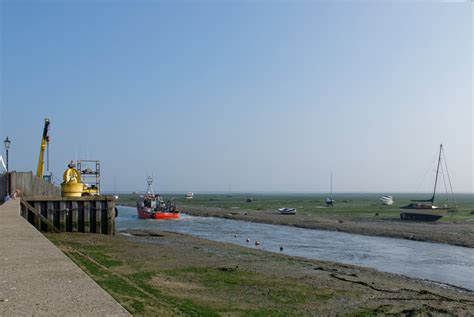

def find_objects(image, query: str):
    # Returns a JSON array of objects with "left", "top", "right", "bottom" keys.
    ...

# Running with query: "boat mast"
[
  {"left": 431, "top": 144, "right": 442, "bottom": 203},
  {"left": 330, "top": 172, "right": 333, "bottom": 198},
  {"left": 146, "top": 175, "right": 154, "bottom": 196}
]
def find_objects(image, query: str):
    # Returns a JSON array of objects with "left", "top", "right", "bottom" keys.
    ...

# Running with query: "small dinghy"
[{"left": 278, "top": 207, "right": 296, "bottom": 215}]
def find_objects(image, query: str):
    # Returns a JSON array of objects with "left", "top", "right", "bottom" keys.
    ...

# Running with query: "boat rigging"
[{"left": 400, "top": 144, "right": 454, "bottom": 221}]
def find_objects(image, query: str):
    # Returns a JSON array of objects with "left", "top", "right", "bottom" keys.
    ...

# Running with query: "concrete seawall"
[{"left": 0, "top": 200, "right": 130, "bottom": 316}]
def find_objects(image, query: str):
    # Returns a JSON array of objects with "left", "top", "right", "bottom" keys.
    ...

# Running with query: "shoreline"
[{"left": 180, "top": 206, "right": 474, "bottom": 248}]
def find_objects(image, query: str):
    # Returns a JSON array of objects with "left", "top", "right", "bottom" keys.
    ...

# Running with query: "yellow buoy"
[{"left": 61, "top": 161, "right": 84, "bottom": 197}]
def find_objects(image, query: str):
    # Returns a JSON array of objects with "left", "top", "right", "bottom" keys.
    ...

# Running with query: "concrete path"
[{"left": 0, "top": 200, "right": 131, "bottom": 316}]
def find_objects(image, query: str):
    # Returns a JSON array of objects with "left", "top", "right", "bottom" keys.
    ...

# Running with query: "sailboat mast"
[
  {"left": 431, "top": 144, "right": 442, "bottom": 202},
  {"left": 330, "top": 172, "right": 333, "bottom": 197}
]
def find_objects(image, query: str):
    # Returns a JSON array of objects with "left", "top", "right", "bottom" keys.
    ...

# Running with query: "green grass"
[
  {"left": 163, "top": 266, "right": 334, "bottom": 306},
  {"left": 54, "top": 241, "right": 218, "bottom": 316},
  {"left": 116, "top": 192, "right": 474, "bottom": 222},
  {"left": 50, "top": 235, "right": 328, "bottom": 315}
]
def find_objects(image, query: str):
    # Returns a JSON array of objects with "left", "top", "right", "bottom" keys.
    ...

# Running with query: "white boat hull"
[{"left": 380, "top": 196, "right": 393, "bottom": 205}]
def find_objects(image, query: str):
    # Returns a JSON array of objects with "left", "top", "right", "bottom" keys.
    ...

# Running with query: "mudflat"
[
  {"left": 47, "top": 230, "right": 474, "bottom": 316},
  {"left": 182, "top": 206, "right": 474, "bottom": 248}
]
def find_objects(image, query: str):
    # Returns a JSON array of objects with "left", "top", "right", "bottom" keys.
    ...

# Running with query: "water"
[{"left": 117, "top": 206, "right": 474, "bottom": 291}]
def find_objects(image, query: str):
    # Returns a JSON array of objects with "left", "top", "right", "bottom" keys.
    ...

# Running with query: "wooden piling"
[{"left": 20, "top": 196, "right": 116, "bottom": 235}]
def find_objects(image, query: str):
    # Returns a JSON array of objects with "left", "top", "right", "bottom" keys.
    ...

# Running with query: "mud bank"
[
  {"left": 182, "top": 206, "right": 474, "bottom": 248},
  {"left": 48, "top": 231, "right": 474, "bottom": 316}
]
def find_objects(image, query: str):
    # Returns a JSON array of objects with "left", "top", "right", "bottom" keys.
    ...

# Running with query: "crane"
[{"left": 37, "top": 118, "right": 51, "bottom": 181}]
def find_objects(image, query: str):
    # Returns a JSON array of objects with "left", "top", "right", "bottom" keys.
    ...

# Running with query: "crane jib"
[{"left": 43, "top": 119, "right": 50, "bottom": 139}]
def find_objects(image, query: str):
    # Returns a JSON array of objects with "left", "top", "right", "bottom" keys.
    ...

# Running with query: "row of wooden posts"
[{"left": 20, "top": 197, "right": 117, "bottom": 235}]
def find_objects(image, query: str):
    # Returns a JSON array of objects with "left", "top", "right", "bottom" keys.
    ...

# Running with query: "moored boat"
[
  {"left": 325, "top": 172, "right": 335, "bottom": 207},
  {"left": 400, "top": 144, "right": 451, "bottom": 221},
  {"left": 380, "top": 195, "right": 394, "bottom": 205},
  {"left": 400, "top": 203, "right": 448, "bottom": 221},
  {"left": 137, "top": 176, "right": 180, "bottom": 220},
  {"left": 278, "top": 207, "right": 296, "bottom": 215}
]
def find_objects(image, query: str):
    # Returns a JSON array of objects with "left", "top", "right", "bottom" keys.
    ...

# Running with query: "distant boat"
[
  {"left": 185, "top": 192, "right": 194, "bottom": 200},
  {"left": 325, "top": 172, "right": 334, "bottom": 207},
  {"left": 380, "top": 195, "right": 394, "bottom": 205},
  {"left": 400, "top": 144, "right": 451, "bottom": 221},
  {"left": 278, "top": 207, "right": 296, "bottom": 215},
  {"left": 137, "top": 176, "right": 180, "bottom": 220}
]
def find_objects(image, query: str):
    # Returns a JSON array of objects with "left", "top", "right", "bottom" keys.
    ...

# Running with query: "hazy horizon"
[{"left": 1, "top": 1, "right": 472, "bottom": 194}]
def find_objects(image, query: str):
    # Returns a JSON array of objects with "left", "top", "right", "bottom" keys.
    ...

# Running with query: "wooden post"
[
  {"left": 59, "top": 201, "right": 65, "bottom": 232},
  {"left": 95, "top": 200, "right": 102, "bottom": 234},
  {"left": 84, "top": 201, "right": 90, "bottom": 233},
  {"left": 77, "top": 201, "right": 84, "bottom": 233},
  {"left": 53, "top": 201, "right": 60, "bottom": 231},
  {"left": 89, "top": 200, "right": 96, "bottom": 233},
  {"left": 65, "top": 201, "right": 73, "bottom": 232},
  {"left": 39, "top": 201, "right": 48, "bottom": 231},
  {"left": 20, "top": 197, "right": 115, "bottom": 235},
  {"left": 47, "top": 201, "right": 54, "bottom": 232},
  {"left": 100, "top": 200, "right": 108, "bottom": 234},
  {"left": 72, "top": 201, "right": 79, "bottom": 232}
]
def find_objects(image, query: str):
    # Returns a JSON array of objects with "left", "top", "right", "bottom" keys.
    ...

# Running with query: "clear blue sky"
[{"left": 1, "top": 1, "right": 472, "bottom": 193}]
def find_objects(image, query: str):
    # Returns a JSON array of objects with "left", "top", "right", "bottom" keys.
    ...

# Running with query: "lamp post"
[
  {"left": 3, "top": 136, "right": 11, "bottom": 196},
  {"left": 4, "top": 136, "right": 11, "bottom": 172}
]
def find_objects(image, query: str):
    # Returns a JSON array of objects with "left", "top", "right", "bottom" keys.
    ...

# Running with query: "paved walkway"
[{"left": 0, "top": 200, "right": 130, "bottom": 316}]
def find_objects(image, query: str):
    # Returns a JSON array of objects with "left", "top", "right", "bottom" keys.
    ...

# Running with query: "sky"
[{"left": 0, "top": 0, "right": 472, "bottom": 194}]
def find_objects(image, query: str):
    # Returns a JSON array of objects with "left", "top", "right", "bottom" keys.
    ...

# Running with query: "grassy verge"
[{"left": 46, "top": 233, "right": 342, "bottom": 316}]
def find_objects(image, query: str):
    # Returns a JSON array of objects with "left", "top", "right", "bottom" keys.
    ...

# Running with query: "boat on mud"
[
  {"left": 380, "top": 195, "right": 394, "bottom": 205},
  {"left": 325, "top": 172, "right": 335, "bottom": 207},
  {"left": 279, "top": 207, "right": 296, "bottom": 215},
  {"left": 400, "top": 144, "right": 452, "bottom": 221},
  {"left": 137, "top": 176, "right": 180, "bottom": 220}
]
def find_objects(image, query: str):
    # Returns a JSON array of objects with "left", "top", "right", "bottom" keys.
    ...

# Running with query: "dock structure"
[
  {"left": 0, "top": 200, "right": 130, "bottom": 316},
  {"left": 20, "top": 196, "right": 117, "bottom": 235},
  {"left": 0, "top": 171, "right": 117, "bottom": 235}
]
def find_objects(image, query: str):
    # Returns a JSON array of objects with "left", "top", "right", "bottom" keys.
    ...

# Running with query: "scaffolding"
[{"left": 76, "top": 160, "right": 100, "bottom": 195}]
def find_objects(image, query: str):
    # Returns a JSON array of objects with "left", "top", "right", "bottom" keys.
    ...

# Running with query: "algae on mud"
[{"left": 46, "top": 231, "right": 474, "bottom": 316}]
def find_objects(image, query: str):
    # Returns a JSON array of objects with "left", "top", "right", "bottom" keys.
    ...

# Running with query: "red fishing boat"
[{"left": 137, "top": 176, "right": 180, "bottom": 220}]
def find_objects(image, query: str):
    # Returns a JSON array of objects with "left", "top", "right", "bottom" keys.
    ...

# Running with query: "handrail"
[{"left": 20, "top": 198, "right": 60, "bottom": 233}]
